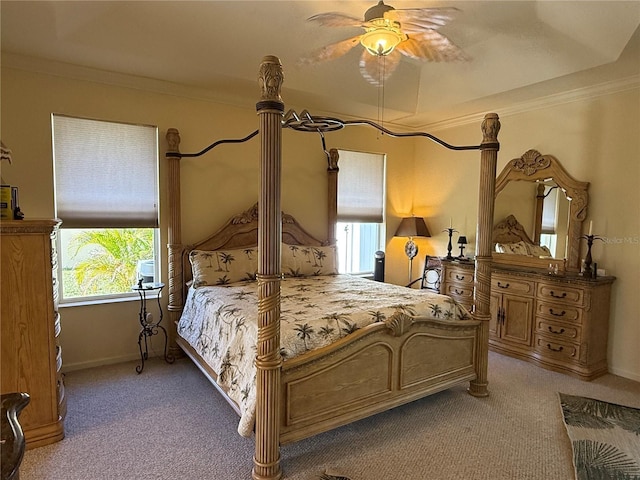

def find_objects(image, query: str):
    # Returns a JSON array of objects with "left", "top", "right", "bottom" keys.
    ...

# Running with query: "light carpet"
[
  {"left": 20, "top": 353, "right": 640, "bottom": 480},
  {"left": 559, "top": 393, "right": 640, "bottom": 480}
]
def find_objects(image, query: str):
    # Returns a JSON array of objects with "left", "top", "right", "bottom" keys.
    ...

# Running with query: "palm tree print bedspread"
[{"left": 177, "top": 274, "right": 470, "bottom": 437}]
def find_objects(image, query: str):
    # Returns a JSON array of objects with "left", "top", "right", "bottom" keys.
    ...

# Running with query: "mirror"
[
  {"left": 493, "top": 149, "right": 589, "bottom": 272},
  {"left": 495, "top": 180, "right": 571, "bottom": 258}
]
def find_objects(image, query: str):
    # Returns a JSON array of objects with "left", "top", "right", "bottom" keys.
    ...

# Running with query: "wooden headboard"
[
  {"left": 492, "top": 214, "right": 535, "bottom": 245},
  {"left": 180, "top": 202, "right": 324, "bottom": 292}
]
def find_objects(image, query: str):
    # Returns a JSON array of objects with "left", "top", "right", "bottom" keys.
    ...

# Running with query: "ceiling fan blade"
[
  {"left": 299, "top": 35, "right": 362, "bottom": 65},
  {"left": 385, "top": 7, "right": 460, "bottom": 33},
  {"left": 397, "top": 33, "right": 469, "bottom": 62},
  {"left": 307, "top": 12, "right": 365, "bottom": 28},
  {"left": 359, "top": 50, "right": 401, "bottom": 86}
]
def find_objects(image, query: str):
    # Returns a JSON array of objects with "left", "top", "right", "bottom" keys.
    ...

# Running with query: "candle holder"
[
  {"left": 443, "top": 227, "right": 458, "bottom": 260},
  {"left": 581, "top": 234, "right": 603, "bottom": 278}
]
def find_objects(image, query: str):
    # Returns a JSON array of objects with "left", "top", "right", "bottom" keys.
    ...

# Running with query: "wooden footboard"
[
  {"left": 176, "top": 312, "right": 479, "bottom": 445},
  {"left": 280, "top": 313, "right": 479, "bottom": 444}
]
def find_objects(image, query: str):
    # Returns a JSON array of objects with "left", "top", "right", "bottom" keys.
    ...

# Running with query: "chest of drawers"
[
  {"left": 1, "top": 220, "right": 65, "bottom": 447},
  {"left": 441, "top": 259, "right": 615, "bottom": 380},
  {"left": 440, "top": 261, "right": 474, "bottom": 312}
]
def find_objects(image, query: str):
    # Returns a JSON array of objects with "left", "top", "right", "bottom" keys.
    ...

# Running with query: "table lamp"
[{"left": 457, "top": 236, "right": 468, "bottom": 258}]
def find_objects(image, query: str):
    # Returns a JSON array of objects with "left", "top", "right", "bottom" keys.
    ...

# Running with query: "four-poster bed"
[{"left": 165, "top": 56, "right": 500, "bottom": 480}]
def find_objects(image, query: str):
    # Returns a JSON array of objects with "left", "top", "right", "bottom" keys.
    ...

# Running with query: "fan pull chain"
[{"left": 377, "top": 55, "right": 386, "bottom": 139}]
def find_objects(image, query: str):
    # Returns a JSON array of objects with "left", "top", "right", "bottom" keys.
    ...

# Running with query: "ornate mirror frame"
[{"left": 494, "top": 149, "right": 589, "bottom": 272}]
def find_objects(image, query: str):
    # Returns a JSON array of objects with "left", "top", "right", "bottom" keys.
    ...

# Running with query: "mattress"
[{"left": 177, "top": 274, "right": 470, "bottom": 436}]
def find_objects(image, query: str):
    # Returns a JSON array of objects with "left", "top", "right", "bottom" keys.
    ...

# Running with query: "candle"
[
  {"left": 449, "top": 217, "right": 453, "bottom": 229},
  {"left": 588, "top": 220, "right": 593, "bottom": 236}
]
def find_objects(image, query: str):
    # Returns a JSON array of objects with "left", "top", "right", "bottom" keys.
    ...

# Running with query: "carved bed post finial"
[
  {"left": 165, "top": 128, "right": 183, "bottom": 359},
  {"left": 470, "top": 112, "right": 500, "bottom": 398},
  {"left": 258, "top": 55, "right": 284, "bottom": 103},
  {"left": 254, "top": 55, "right": 285, "bottom": 480},
  {"left": 166, "top": 128, "right": 181, "bottom": 153},
  {"left": 481, "top": 112, "right": 500, "bottom": 146}
]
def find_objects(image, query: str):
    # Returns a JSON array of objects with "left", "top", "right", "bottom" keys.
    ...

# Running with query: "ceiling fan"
[{"left": 301, "top": 1, "right": 469, "bottom": 86}]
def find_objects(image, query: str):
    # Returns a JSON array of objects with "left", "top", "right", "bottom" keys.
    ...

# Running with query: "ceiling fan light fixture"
[{"left": 360, "top": 19, "right": 405, "bottom": 56}]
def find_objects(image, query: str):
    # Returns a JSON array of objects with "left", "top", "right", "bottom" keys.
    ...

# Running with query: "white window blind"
[
  {"left": 337, "top": 150, "right": 385, "bottom": 223},
  {"left": 541, "top": 186, "right": 558, "bottom": 234},
  {"left": 52, "top": 115, "right": 159, "bottom": 228}
]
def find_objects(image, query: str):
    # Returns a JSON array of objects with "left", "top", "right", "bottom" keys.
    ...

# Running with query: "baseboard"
[
  {"left": 62, "top": 353, "right": 142, "bottom": 373},
  {"left": 608, "top": 365, "right": 640, "bottom": 383}
]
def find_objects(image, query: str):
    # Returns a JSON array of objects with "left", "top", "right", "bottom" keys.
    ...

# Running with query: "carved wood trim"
[{"left": 494, "top": 149, "right": 589, "bottom": 272}]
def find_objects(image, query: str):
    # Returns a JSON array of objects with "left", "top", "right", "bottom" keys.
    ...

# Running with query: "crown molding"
[
  {"left": 421, "top": 74, "right": 640, "bottom": 132},
  {"left": 0, "top": 52, "right": 253, "bottom": 108},
  {"left": 3, "top": 52, "right": 638, "bottom": 133}
]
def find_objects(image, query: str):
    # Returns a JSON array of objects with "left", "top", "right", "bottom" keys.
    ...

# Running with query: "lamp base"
[
  {"left": 404, "top": 239, "right": 418, "bottom": 260},
  {"left": 405, "top": 239, "right": 418, "bottom": 284}
]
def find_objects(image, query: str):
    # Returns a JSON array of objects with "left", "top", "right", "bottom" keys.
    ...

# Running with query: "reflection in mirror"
[
  {"left": 494, "top": 149, "right": 589, "bottom": 272},
  {"left": 494, "top": 180, "right": 570, "bottom": 259}
]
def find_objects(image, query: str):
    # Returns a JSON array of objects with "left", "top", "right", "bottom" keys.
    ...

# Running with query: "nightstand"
[{"left": 132, "top": 282, "right": 175, "bottom": 373}]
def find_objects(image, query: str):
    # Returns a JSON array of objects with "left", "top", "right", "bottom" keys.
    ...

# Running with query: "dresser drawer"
[
  {"left": 536, "top": 319, "right": 581, "bottom": 341},
  {"left": 492, "top": 275, "right": 535, "bottom": 296},
  {"left": 445, "top": 267, "right": 474, "bottom": 285},
  {"left": 444, "top": 283, "right": 474, "bottom": 301},
  {"left": 537, "top": 283, "right": 584, "bottom": 306},
  {"left": 534, "top": 334, "right": 580, "bottom": 362},
  {"left": 536, "top": 301, "right": 583, "bottom": 324}
]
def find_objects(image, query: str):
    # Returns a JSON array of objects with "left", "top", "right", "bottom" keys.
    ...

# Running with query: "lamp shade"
[
  {"left": 457, "top": 236, "right": 468, "bottom": 245},
  {"left": 361, "top": 27, "right": 403, "bottom": 56},
  {"left": 360, "top": 19, "right": 406, "bottom": 56},
  {"left": 395, "top": 217, "right": 431, "bottom": 238}
]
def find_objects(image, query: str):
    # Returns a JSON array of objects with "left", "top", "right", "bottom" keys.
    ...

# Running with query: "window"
[
  {"left": 540, "top": 184, "right": 559, "bottom": 255},
  {"left": 52, "top": 115, "right": 159, "bottom": 302},
  {"left": 336, "top": 149, "right": 386, "bottom": 275}
]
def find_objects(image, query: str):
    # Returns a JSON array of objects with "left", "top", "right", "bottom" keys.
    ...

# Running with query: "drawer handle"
[
  {"left": 455, "top": 274, "right": 465, "bottom": 280},
  {"left": 548, "top": 326, "right": 565, "bottom": 334},
  {"left": 497, "top": 281, "right": 510, "bottom": 289},
  {"left": 549, "top": 308, "right": 566, "bottom": 317},
  {"left": 454, "top": 288, "right": 464, "bottom": 294},
  {"left": 549, "top": 291, "right": 567, "bottom": 299},
  {"left": 547, "top": 344, "right": 564, "bottom": 352}
]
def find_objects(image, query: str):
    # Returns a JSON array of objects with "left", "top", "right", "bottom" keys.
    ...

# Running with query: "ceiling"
[{"left": 2, "top": 1, "right": 639, "bottom": 129}]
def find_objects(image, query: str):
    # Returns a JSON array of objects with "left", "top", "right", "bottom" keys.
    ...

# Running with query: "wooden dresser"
[
  {"left": 1, "top": 219, "right": 65, "bottom": 448},
  {"left": 441, "top": 260, "right": 615, "bottom": 380},
  {"left": 440, "top": 259, "right": 475, "bottom": 312}
]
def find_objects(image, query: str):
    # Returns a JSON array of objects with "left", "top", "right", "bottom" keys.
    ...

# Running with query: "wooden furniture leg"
[{"left": 1, "top": 393, "right": 30, "bottom": 480}]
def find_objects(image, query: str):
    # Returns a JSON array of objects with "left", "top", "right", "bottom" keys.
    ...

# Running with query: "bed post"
[
  {"left": 327, "top": 148, "right": 339, "bottom": 245},
  {"left": 253, "top": 55, "right": 284, "bottom": 480},
  {"left": 469, "top": 113, "right": 500, "bottom": 398},
  {"left": 165, "top": 128, "right": 183, "bottom": 358}
]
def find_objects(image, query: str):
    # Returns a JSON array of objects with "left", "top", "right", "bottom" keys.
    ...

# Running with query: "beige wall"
[
  {"left": 415, "top": 88, "right": 640, "bottom": 381},
  {"left": 2, "top": 65, "right": 638, "bottom": 381},
  {"left": 0, "top": 66, "right": 414, "bottom": 371}
]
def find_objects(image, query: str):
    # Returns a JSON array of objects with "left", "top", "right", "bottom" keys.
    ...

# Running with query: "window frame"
[
  {"left": 336, "top": 149, "right": 387, "bottom": 276},
  {"left": 52, "top": 114, "right": 160, "bottom": 305},
  {"left": 56, "top": 227, "right": 160, "bottom": 305}
]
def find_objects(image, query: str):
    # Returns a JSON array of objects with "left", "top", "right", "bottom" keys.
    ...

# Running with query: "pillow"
[
  {"left": 527, "top": 244, "right": 552, "bottom": 257},
  {"left": 511, "top": 241, "right": 530, "bottom": 255},
  {"left": 281, "top": 243, "right": 338, "bottom": 277},
  {"left": 189, "top": 248, "right": 258, "bottom": 287},
  {"left": 496, "top": 241, "right": 529, "bottom": 255}
]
